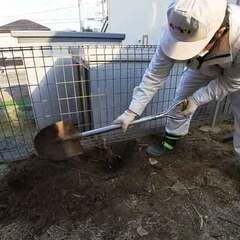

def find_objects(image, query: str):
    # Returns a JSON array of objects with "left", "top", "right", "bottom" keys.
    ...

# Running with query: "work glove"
[
  {"left": 179, "top": 96, "right": 199, "bottom": 117},
  {"left": 113, "top": 110, "right": 137, "bottom": 132}
]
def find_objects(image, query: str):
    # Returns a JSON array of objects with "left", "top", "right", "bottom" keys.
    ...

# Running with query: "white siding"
[
  {"left": 107, "top": 0, "right": 239, "bottom": 45},
  {"left": 0, "top": 33, "right": 18, "bottom": 47},
  {"left": 107, "top": 0, "right": 168, "bottom": 44}
]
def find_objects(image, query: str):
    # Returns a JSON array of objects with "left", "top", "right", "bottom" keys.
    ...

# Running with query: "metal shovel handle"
[{"left": 68, "top": 100, "right": 185, "bottom": 139}]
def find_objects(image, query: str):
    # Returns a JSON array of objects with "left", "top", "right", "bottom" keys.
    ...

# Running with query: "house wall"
[
  {"left": 0, "top": 33, "right": 18, "bottom": 47},
  {"left": 107, "top": 0, "right": 168, "bottom": 44},
  {"left": 107, "top": 0, "right": 239, "bottom": 45}
]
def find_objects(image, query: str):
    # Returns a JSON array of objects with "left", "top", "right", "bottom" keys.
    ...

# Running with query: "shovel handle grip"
[{"left": 77, "top": 100, "right": 185, "bottom": 138}]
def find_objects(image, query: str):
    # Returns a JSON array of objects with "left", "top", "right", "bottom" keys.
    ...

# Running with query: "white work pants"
[{"left": 165, "top": 69, "right": 240, "bottom": 157}]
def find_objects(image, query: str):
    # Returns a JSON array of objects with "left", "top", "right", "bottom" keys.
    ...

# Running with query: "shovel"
[{"left": 34, "top": 100, "right": 186, "bottom": 161}]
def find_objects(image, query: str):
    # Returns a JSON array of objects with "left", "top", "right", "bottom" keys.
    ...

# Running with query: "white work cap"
[{"left": 161, "top": 0, "right": 227, "bottom": 60}]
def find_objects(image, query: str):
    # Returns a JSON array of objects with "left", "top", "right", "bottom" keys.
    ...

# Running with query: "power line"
[
  {"left": 40, "top": 20, "right": 103, "bottom": 25},
  {"left": 0, "top": 20, "right": 102, "bottom": 25},
  {"left": 0, "top": 6, "right": 76, "bottom": 18},
  {"left": 23, "top": 18, "right": 80, "bottom": 21},
  {"left": 34, "top": 21, "right": 81, "bottom": 24},
  {"left": 38, "top": 18, "right": 104, "bottom": 23},
  {"left": 0, "top": 0, "right": 106, "bottom": 30}
]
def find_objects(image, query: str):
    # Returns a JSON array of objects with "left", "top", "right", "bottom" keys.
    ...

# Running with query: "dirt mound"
[{"left": 0, "top": 123, "right": 240, "bottom": 240}]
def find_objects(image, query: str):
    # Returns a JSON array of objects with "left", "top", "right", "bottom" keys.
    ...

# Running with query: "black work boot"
[{"left": 146, "top": 132, "right": 181, "bottom": 157}]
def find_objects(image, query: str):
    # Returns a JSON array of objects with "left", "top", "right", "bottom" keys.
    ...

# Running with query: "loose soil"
[{"left": 0, "top": 123, "right": 240, "bottom": 240}]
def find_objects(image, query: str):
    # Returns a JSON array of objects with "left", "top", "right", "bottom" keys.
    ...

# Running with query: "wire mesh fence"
[{"left": 0, "top": 45, "right": 231, "bottom": 162}]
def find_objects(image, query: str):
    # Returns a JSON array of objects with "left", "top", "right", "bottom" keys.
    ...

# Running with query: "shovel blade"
[{"left": 34, "top": 121, "right": 83, "bottom": 161}]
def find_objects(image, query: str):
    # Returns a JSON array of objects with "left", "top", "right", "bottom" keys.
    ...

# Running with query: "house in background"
[
  {"left": 0, "top": 19, "right": 50, "bottom": 32},
  {"left": 0, "top": 19, "right": 125, "bottom": 47},
  {"left": 0, "top": 19, "right": 51, "bottom": 47},
  {"left": 0, "top": 19, "right": 126, "bottom": 132}
]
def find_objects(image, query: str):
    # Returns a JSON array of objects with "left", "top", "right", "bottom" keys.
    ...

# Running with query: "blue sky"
[{"left": 0, "top": 0, "right": 101, "bottom": 31}]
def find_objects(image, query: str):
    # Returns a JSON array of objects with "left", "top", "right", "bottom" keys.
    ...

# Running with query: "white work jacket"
[{"left": 129, "top": 4, "right": 240, "bottom": 116}]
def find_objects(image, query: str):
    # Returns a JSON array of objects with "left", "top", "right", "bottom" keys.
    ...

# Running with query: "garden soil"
[{"left": 0, "top": 123, "right": 240, "bottom": 240}]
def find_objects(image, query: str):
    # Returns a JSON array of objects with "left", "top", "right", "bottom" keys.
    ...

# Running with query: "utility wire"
[
  {"left": 39, "top": 18, "right": 104, "bottom": 23},
  {"left": 0, "top": 6, "right": 76, "bottom": 18},
  {"left": 42, "top": 21, "right": 102, "bottom": 24}
]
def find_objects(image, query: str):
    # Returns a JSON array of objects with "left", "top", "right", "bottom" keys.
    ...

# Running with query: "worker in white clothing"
[{"left": 114, "top": 0, "right": 240, "bottom": 158}]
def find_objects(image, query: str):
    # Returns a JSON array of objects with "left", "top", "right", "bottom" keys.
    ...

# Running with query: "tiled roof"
[{"left": 0, "top": 19, "right": 50, "bottom": 32}]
